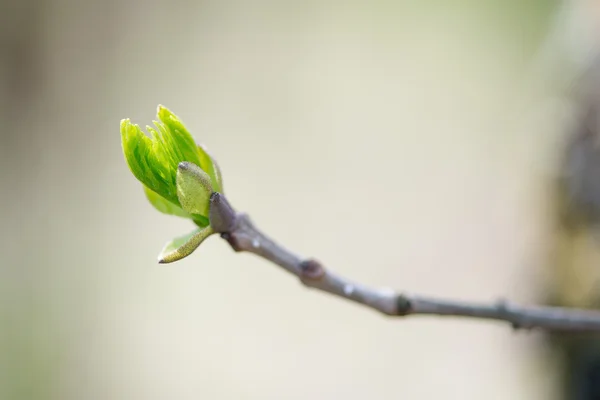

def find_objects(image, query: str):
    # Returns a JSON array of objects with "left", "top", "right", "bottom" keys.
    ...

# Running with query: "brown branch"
[{"left": 209, "top": 193, "right": 600, "bottom": 333}]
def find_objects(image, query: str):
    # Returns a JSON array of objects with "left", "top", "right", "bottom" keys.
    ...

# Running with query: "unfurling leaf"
[
  {"left": 144, "top": 186, "right": 191, "bottom": 218},
  {"left": 120, "top": 105, "right": 224, "bottom": 220},
  {"left": 212, "top": 156, "right": 224, "bottom": 194},
  {"left": 197, "top": 144, "right": 223, "bottom": 193},
  {"left": 120, "top": 108, "right": 202, "bottom": 207}
]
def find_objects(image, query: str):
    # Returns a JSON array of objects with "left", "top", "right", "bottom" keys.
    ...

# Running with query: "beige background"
[{"left": 0, "top": 1, "right": 590, "bottom": 399}]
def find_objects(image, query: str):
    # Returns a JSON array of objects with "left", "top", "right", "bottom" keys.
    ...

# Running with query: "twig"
[{"left": 209, "top": 193, "right": 600, "bottom": 333}]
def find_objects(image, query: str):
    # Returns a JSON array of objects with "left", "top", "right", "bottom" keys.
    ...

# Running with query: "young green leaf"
[
  {"left": 197, "top": 144, "right": 222, "bottom": 193},
  {"left": 121, "top": 105, "right": 224, "bottom": 230},
  {"left": 212, "top": 155, "right": 224, "bottom": 194},
  {"left": 144, "top": 186, "right": 191, "bottom": 218},
  {"left": 156, "top": 105, "right": 223, "bottom": 191},
  {"left": 120, "top": 105, "right": 205, "bottom": 209},
  {"left": 158, "top": 226, "right": 214, "bottom": 263}
]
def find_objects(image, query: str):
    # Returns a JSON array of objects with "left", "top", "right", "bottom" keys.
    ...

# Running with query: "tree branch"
[{"left": 209, "top": 193, "right": 600, "bottom": 333}]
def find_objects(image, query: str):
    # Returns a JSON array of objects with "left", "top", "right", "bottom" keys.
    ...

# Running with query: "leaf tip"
[
  {"left": 157, "top": 104, "right": 174, "bottom": 123},
  {"left": 120, "top": 118, "right": 131, "bottom": 137}
]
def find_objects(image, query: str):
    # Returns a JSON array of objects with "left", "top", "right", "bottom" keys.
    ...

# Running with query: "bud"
[
  {"left": 121, "top": 105, "right": 227, "bottom": 262},
  {"left": 158, "top": 226, "right": 214, "bottom": 263},
  {"left": 176, "top": 162, "right": 212, "bottom": 216},
  {"left": 120, "top": 105, "right": 225, "bottom": 227}
]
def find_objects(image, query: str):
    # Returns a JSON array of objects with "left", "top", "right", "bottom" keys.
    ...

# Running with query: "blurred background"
[{"left": 3, "top": 0, "right": 600, "bottom": 399}]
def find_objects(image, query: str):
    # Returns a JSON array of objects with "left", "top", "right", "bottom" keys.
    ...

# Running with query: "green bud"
[
  {"left": 158, "top": 226, "right": 214, "bottom": 263},
  {"left": 176, "top": 162, "right": 212, "bottom": 216},
  {"left": 120, "top": 105, "right": 224, "bottom": 228}
]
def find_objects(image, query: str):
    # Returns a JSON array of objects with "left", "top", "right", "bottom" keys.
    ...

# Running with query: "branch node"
[
  {"left": 496, "top": 298, "right": 522, "bottom": 330},
  {"left": 221, "top": 232, "right": 243, "bottom": 252},
  {"left": 299, "top": 258, "right": 325, "bottom": 280},
  {"left": 396, "top": 294, "right": 412, "bottom": 316}
]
